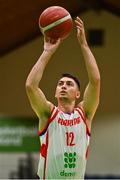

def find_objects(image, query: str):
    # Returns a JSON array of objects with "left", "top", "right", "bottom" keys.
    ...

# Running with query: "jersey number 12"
[{"left": 66, "top": 132, "right": 75, "bottom": 146}]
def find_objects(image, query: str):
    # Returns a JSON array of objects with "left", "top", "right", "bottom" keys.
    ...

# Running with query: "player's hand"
[
  {"left": 75, "top": 17, "right": 87, "bottom": 46},
  {"left": 44, "top": 36, "right": 62, "bottom": 54}
]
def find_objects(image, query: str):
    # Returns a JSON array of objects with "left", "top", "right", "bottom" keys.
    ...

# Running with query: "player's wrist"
[
  {"left": 78, "top": 34, "right": 88, "bottom": 47},
  {"left": 44, "top": 49, "right": 55, "bottom": 55},
  {"left": 79, "top": 40, "right": 88, "bottom": 48}
]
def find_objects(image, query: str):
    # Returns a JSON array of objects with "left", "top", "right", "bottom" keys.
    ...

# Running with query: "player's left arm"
[{"left": 75, "top": 17, "right": 100, "bottom": 128}]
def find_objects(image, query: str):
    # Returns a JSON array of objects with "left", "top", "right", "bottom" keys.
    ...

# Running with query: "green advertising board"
[{"left": 0, "top": 116, "right": 40, "bottom": 152}]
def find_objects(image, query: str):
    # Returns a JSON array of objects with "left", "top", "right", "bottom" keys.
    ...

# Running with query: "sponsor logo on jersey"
[
  {"left": 58, "top": 117, "right": 80, "bottom": 126},
  {"left": 60, "top": 170, "right": 75, "bottom": 177},
  {"left": 60, "top": 152, "right": 77, "bottom": 177},
  {"left": 64, "top": 152, "right": 76, "bottom": 168}
]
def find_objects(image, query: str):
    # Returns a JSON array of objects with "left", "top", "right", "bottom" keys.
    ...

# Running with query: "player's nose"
[{"left": 61, "top": 83, "right": 67, "bottom": 89}]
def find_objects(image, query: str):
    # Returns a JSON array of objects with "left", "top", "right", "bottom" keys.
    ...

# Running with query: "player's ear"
[{"left": 76, "top": 91, "right": 80, "bottom": 99}]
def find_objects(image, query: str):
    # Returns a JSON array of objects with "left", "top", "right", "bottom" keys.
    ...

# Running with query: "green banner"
[{"left": 0, "top": 116, "right": 40, "bottom": 152}]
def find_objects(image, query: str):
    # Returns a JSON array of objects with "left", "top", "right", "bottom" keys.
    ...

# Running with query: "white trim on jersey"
[
  {"left": 75, "top": 106, "right": 91, "bottom": 136},
  {"left": 38, "top": 106, "right": 59, "bottom": 136}
]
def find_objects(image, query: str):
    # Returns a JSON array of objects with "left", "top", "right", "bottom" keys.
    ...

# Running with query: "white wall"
[{"left": 86, "top": 115, "right": 120, "bottom": 175}]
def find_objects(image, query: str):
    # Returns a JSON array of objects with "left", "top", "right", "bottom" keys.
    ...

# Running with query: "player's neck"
[{"left": 58, "top": 100, "right": 75, "bottom": 113}]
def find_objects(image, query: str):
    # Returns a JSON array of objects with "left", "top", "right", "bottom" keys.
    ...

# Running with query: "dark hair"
[{"left": 61, "top": 73, "right": 80, "bottom": 90}]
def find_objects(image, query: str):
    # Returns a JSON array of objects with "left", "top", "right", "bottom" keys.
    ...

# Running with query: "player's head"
[
  {"left": 55, "top": 73, "right": 80, "bottom": 102},
  {"left": 62, "top": 73, "right": 80, "bottom": 90}
]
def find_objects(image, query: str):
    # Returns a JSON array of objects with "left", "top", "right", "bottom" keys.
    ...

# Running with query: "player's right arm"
[{"left": 25, "top": 37, "right": 61, "bottom": 130}]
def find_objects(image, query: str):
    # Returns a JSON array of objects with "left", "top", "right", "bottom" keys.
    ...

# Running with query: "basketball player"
[{"left": 26, "top": 17, "right": 100, "bottom": 179}]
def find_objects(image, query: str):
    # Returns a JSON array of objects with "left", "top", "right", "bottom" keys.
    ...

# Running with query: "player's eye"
[
  {"left": 67, "top": 81, "right": 74, "bottom": 86},
  {"left": 58, "top": 81, "right": 64, "bottom": 86}
]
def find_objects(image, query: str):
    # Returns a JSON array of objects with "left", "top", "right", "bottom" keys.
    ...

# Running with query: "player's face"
[{"left": 55, "top": 77, "right": 80, "bottom": 101}]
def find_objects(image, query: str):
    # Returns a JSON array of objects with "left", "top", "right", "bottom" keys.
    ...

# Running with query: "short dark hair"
[{"left": 61, "top": 73, "right": 80, "bottom": 90}]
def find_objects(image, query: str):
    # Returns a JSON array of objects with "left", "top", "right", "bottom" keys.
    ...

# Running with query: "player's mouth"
[{"left": 60, "top": 90, "right": 67, "bottom": 94}]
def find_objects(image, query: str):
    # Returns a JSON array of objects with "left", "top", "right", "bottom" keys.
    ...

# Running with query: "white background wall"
[{"left": 86, "top": 115, "right": 120, "bottom": 175}]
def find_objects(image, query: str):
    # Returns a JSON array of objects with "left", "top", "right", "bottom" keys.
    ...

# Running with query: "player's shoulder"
[
  {"left": 47, "top": 101, "right": 55, "bottom": 111},
  {"left": 47, "top": 101, "right": 58, "bottom": 117},
  {"left": 76, "top": 101, "right": 91, "bottom": 134},
  {"left": 76, "top": 101, "right": 85, "bottom": 114}
]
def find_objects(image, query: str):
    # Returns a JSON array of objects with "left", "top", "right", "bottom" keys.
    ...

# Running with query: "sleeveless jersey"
[{"left": 37, "top": 106, "right": 91, "bottom": 179}]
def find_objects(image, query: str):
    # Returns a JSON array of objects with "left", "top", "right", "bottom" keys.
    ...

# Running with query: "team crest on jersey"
[{"left": 58, "top": 117, "right": 80, "bottom": 126}]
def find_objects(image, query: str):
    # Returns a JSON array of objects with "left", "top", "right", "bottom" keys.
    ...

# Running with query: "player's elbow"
[
  {"left": 25, "top": 79, "right": 35, "bottom": 93},
  {"left": 93, "top": 74, "right": 100, "bottom": 87},
  {"left": 96, "top": 76, "right": 100, "bottom": 86},
  {"left": 26, "top": 82, "right": 32, "bottom": 91}
]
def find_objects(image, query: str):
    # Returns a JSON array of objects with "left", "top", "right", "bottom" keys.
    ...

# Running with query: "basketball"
[{"left": 39, "top": 6, "right": 73, "bottom": 39}]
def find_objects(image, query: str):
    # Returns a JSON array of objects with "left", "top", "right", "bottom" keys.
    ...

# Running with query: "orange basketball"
[{"left": 39, "top": 6, "right": 73, "bottom": 39}]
